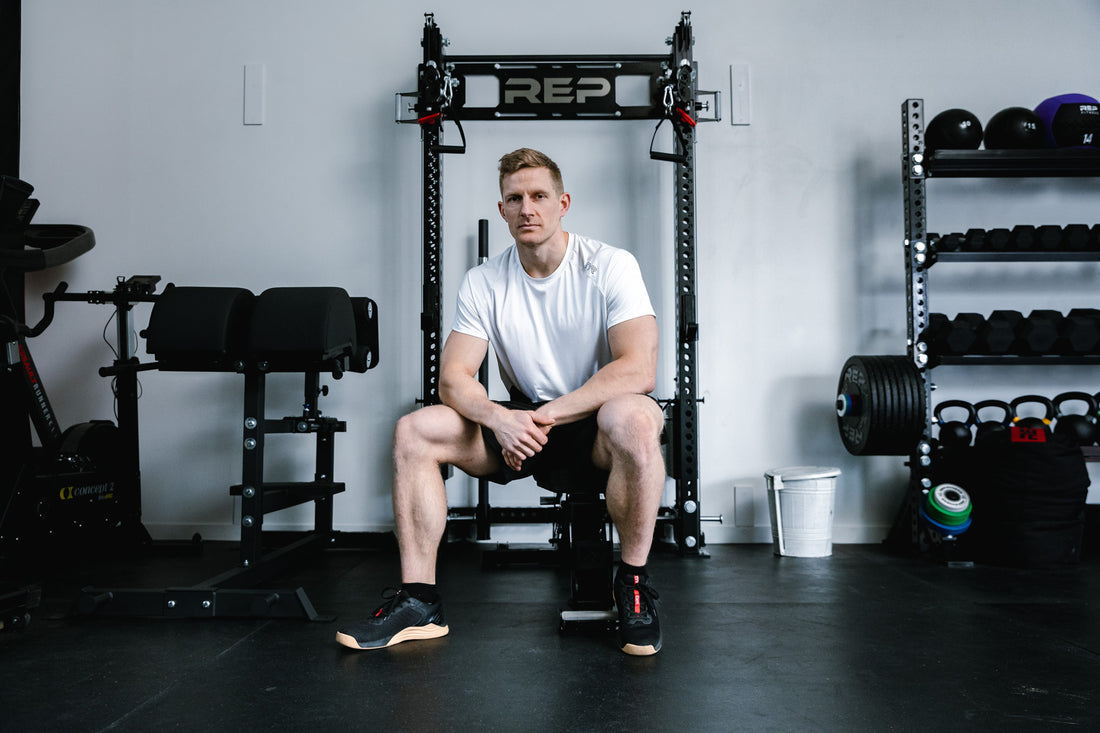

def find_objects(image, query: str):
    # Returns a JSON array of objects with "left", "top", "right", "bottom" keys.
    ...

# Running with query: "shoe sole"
[
  {"left": 621, "top": 642, "right": 661, "bottom": 656},
  {"left": 335, "top": 623, "right": 449, "bottom": 650}
]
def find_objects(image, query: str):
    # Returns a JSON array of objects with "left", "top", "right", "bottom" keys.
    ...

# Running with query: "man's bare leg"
[
  {"left": 391, "top": 404, "right": 500, "bottom": 584},
  {"left": 592, "top": 393, "right": 666, "bottom": 656},
  {"left": 335, "top": 404, "right": 499, "bottom": 651},
  {"left": 593, "top": 394, "right": 666, "bottom": 565}
]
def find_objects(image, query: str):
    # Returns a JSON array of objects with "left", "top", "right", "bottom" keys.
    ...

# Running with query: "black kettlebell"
[
  {"left": 1010, "top": 394, "right": 1054, "bottom": 436},
  {"left": 934, "top": 400, "right": 976, "bottom": 448},
  {"left": 973, "top": 399, "right": 1012, "bottom": 444},
  {"left": 1053, "top": 391, "right": 1098, "bottom": 446}
]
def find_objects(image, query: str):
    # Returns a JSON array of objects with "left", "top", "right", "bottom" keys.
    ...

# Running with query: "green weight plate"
[
  {"left": 923, "top": 496, "right": 972, "bottom": 525},
  {"left": 930, "top": 483, "right": 971, "bottom": 514}
]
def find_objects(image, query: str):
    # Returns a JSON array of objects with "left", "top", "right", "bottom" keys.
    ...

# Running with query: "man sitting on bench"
[{"left": 336, "top": 148, "right": 666, "bottom": 655}]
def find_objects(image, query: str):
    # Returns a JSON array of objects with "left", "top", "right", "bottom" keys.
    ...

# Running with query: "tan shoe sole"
[{"left": 335, "top": 623, "right": 449, "bottom": 650}]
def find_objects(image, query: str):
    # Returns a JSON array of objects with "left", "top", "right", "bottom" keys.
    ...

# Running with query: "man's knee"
[
  {"left": 394, "top": 408, "right": 428, "bottom": 445},
  {"left": 394, "top": 405, "right": 457, "bottom": 460},
  {"left": 394, "top": 404, "right": 494, "bottom": 474},
  {"left": 596, "top": 396, "right": 664, "bottom": 461}
]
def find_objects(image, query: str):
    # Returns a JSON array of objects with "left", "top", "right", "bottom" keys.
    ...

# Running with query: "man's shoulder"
[
  {"left": 572, "top": 232, "right": 613, "bottom": 254},
  {"left": 572, "top": 233, "right": 634, "bottom": 264},
  {"left": 571, "top": 233, "right": 640, "bottom": 278}
]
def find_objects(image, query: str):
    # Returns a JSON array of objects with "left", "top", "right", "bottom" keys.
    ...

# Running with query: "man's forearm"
[
  {"left": 537, "top": 357, "right": 655, "bottom": 426},
  {"left": 440, "top": 372, "right": 509, "bottom": 431}
]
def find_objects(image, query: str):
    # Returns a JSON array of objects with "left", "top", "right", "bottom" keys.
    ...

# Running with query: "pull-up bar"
[{"left": 396, "top": 11, "right": 718, "bottom": 556}]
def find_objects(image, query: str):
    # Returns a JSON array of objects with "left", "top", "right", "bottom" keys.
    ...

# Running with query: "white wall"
[{"left": 18, "top": 0, "right": 1100, "bottom": 543}]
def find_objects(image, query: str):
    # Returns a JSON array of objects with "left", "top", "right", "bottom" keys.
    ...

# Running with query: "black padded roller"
[
  {"left": 248, "top": 287, "right": 356, "bottom": 370},
  {"left": 145, "top": 285, "right": 255, "bottom": 370}
]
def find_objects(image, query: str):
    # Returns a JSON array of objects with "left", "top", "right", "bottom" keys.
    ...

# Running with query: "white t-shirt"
[{"left": 451, "top": 232, "right": 655, "bottom": 402}]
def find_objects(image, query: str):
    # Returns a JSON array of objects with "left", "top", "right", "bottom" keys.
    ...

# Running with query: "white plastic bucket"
[{"left": 765, "top": 466, "right": 840, "bottom": 557}]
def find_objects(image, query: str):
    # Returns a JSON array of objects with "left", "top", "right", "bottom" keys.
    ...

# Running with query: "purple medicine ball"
[{"left": 1034, "top": 93, "right": 1100, "bottom": 148}]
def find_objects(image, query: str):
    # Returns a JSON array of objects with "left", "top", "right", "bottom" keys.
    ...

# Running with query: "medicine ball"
[
  {"left": 1034, "top": 93, "right": 1100, "bottom": 148},
  {"left": 925, "top": 108, "right": 983, "bottom": 152},
  {"left": 984, "top": 107, "right": 1044, "bottom": 149}
]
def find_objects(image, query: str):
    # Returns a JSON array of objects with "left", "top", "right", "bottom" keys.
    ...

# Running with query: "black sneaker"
[
  {"left": 614, "top": 572, "right": 661, "bottom": 656},
  {"left": 335, "top": 589, "right": 449, "bottom": 650}
]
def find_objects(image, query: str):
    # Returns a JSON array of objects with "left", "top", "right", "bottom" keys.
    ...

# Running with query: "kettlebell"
[
  {"left": 934, "top": 400, "right": 976, "bottom": 448},
  {"left": 1009, "top": 394, "right": 1054, "bottom": 435},
  {"left": 973, "top": 399, "right": 1012, "bottom": 444},
  {"left": 1053, "top": 391, "right": 1098, "bottom": 446}
]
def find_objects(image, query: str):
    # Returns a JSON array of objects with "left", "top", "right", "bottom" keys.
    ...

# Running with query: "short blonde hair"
[{"left": 498, "top": 148, "right": 564, "bottom": 194}]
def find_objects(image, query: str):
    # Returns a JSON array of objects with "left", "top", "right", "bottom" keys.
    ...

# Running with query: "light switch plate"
[
  {"left": 244, "top": 64, "right": 265, "bottom": 126},
  {"left": 729, "top": 63, "right": 750, "bottom": 126}
]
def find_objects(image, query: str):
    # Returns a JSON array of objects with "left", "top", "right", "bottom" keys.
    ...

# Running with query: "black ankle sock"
[
  {"left": 401, "top": 582, "right": 440, "bottom": 604},
  {"left": 617, "top": 562, "right": 647, "bottom": 583}
]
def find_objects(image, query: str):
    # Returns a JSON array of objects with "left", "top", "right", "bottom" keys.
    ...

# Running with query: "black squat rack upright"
[{"left": 396, "top": 11, "right": 720, "bottom": 555}]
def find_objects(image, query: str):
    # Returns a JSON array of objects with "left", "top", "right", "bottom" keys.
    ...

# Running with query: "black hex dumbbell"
[
  {"left": 932, "top": 232, "right": 963, "bottom": 253},
  {"left": 962, "top": 228, "right": 989, "bottom": 252},
  {"left": 986, "top": 227, "right": 1010, "bottom": 251},
  {"left": 936, "top": 312, "right": 984, "bottom": 355},
  {"left": 1008, "top": 225, "right": 1037, "bottom": 251},
  {"left": 1035, "top": 225, "right": 1062, "bottom": 251},
  {"left": 977, "top": 310, "right": 1023, "bottom": 354},
  {"left": 1016, "top": 310, "right": 1065, "bottom": 355},
  {"left": 1057, "top": 308, "right": 1100, "bottom": 354},
  {"left": 1063, "top": 224, "right": 1090, "bottom": 251},
  {"left": 920, "top": 313, "right": 949, "bottom": 346}
]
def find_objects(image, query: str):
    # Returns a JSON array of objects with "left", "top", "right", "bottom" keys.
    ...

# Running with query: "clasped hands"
[{"left": 493, "top": 407, "right": 555, "bottom": 471}]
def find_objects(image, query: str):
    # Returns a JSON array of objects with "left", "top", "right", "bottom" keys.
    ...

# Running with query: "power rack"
[{"left": 396, "top": 12, "right": 719, "bottom": 555}]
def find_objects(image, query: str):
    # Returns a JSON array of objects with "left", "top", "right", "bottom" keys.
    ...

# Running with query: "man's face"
[{"left": 498, "top": 167, "right": 570, "bottom": 248}]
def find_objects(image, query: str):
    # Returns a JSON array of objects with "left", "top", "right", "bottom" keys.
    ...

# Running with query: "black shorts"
[{"left": 479, "top": 399, "right": 610, "bottom": 493}]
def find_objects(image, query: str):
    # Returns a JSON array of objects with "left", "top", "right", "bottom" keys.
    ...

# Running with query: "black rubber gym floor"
[{"left": 3, "top": 538, "right": 1099, "bottom": 732}]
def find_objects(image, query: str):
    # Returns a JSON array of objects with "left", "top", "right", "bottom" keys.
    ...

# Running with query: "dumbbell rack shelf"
[
  {"left": 903, "top": 98, "right": 1100, "bottom": 492},
  {"left": 921, "top": 148, "right": 1100, "bottom": 178},
  {"left": 935, "top": 356, "right": 1100, "bottom": 366},
  {"left": 934, "top": 251, "right": 1100, "bottom": 263}
]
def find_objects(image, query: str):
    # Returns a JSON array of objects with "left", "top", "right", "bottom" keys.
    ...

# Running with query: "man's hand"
[{"left": 492, "top": 409, "right": 555, "bottom": 471}]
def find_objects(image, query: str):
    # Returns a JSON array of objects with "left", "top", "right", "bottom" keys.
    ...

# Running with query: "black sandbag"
[{"left": 932, "top": 429, "right": 1089, "bottom": 568}]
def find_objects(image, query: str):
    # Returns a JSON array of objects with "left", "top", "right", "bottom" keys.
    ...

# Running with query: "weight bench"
[
  {"left": 481, "top": 471, "right": 618, "bottom": 634},
  {"left": 77, "top": 285, "right": 378, "bottom": 620},
  {"left": 477, "top": 416, "right": 678, "bottom": 633}
]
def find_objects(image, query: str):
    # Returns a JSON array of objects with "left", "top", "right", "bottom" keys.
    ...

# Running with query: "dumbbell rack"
[{"left": 901, "top": 98, "right": 1100, "bottom": 496}]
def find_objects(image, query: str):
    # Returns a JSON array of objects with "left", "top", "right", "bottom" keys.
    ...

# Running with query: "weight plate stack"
[
  {"left": 920, "top": 483, "right": 973, "bottom": 535},
  {"left": 835, "top": 355, "right": 926, "bottom": 455}
]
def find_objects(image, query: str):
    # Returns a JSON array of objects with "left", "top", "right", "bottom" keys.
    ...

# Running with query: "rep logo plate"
[{"left": 499, "top": 72, "right": 615, "bottom": 114}]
